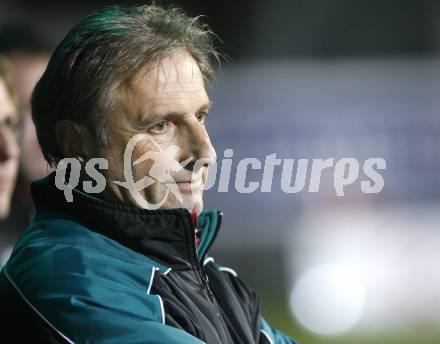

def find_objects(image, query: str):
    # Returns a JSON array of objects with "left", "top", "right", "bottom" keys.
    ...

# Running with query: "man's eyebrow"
[{"left": 134, "top": 101, "right": 214, "bottom": 128}]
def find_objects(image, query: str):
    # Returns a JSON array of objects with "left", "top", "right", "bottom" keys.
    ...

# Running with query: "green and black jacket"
[{"left": 0, "top": 173, "right": 298, "bottom": 343}]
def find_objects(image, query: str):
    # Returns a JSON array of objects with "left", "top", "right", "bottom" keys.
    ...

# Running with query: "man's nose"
[
  {"left": 0, "top": 126, "right": 20, "bottom": 162},
  {"left": 181, "top": 124, "right": 216, "bottom": 169}
]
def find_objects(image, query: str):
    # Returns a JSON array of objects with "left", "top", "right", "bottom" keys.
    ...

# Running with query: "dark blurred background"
[{"left": 1, "top": 1, "right": 440, "bottom": 343}]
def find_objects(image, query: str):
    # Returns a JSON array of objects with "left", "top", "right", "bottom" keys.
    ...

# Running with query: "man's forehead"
[
  {"left": 153, "top": 51, "right": 204, "bottom": 88},
  {"left": 113, "top": 51, "right": 209, "bottom": 122},
  {"left": 129, "top": 54, "right": 208, "bottom": 107}
]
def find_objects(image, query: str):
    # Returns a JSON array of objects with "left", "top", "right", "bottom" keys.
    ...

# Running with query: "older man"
[{"left": 0, "top": 5, "right": 297, "bottom": 343}]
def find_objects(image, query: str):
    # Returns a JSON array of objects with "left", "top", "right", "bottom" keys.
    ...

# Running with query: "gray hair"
[{"left": 32, "top": 4, "right": 221, "bottom": 166}]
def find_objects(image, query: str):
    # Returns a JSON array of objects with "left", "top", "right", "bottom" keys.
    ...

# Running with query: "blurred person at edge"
[
  {"left": 0, "top": 26, "right": 50, "bottom": 265},
  {"left": 0, "top": 25, "right": 51, "bottom": 205},
  {"left": 0, "top": 56, "right": 21, "bottom": 262},
  {"left": 0, "top": 26, "right": 51, "bottom": 260},
  {"left": 0, "top": 4, "right": 298, "bottom": 344}
]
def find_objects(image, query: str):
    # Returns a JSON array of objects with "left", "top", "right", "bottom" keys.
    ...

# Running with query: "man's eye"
[
  {"left": 148, "top": 120, "right": 169, "bottom": 134},
  {"left": 196, "top": 111, "right": 208, "bottom": 123},
  {"left": 1, "top": 117, "right": 23, "bottom": 139}
]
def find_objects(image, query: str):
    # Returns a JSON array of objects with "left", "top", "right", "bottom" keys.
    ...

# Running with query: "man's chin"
[
  {"left": 121, "top": 186, "right": 204, "bottom": 214},
  {"left": 164, "top": 200, "right": 203, "bottom": 215},
  {"left": 189, "top": 202, "right": 203, "bottom": 216},
  {"left": 180, "top": 193, "right": 203, "bottom": 215}
]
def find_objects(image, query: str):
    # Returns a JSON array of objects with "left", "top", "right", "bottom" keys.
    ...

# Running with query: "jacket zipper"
[
  {"left": 198, "top": 210, "right": 223, "bottom": 302},
  {"left": 188, "top": 211, "right": 232, "bottom": 343},
  {"left": 186, "top": 211, "right": 215, "bottom": 302},
  {"left": 195, "top": 241, "right": 214, "bottom": 302}
]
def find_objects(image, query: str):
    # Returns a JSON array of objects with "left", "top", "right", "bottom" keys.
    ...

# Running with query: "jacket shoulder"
[
  {"left": 0, "top": 211, "right": 195, "bottom": 343},
  {"left": 9, "top": 210, "right": 167, "bottom": 273}
]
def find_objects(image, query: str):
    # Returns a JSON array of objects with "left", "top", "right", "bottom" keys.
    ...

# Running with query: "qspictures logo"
[
  {"left": 111, "top": 133, "right": 189, "bottom": 209},
  {"left": 55, "top": 134, "right": 387, "bottom": 208}
]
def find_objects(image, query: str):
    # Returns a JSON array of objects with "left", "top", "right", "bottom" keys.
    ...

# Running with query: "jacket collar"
[{"left": 31, "top": 172, "right": 222, "bottom": 269}]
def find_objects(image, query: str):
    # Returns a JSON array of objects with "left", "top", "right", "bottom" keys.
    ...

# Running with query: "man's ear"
[{"left": 55, "top": 119, "right": 99, "bottom": 162}]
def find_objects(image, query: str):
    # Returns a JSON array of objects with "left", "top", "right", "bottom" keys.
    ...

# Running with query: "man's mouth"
[{"left": 173, "top": 178, "right": 203, "bottom": 193}]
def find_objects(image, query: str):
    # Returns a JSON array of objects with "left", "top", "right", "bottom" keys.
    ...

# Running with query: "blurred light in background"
[
  {"left": 285, "top": 204, "right": 440, "bottom": 338},
  {"left": 290, "top": 263, "right": 366, "bottom": 335}
]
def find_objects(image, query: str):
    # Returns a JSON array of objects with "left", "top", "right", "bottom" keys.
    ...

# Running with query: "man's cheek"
[
  {"left": 133, "top": 160, "right": 154, "bottom": 181},
  {"left": 132, "top": 141, "right": 153, "bottom": 161}
]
